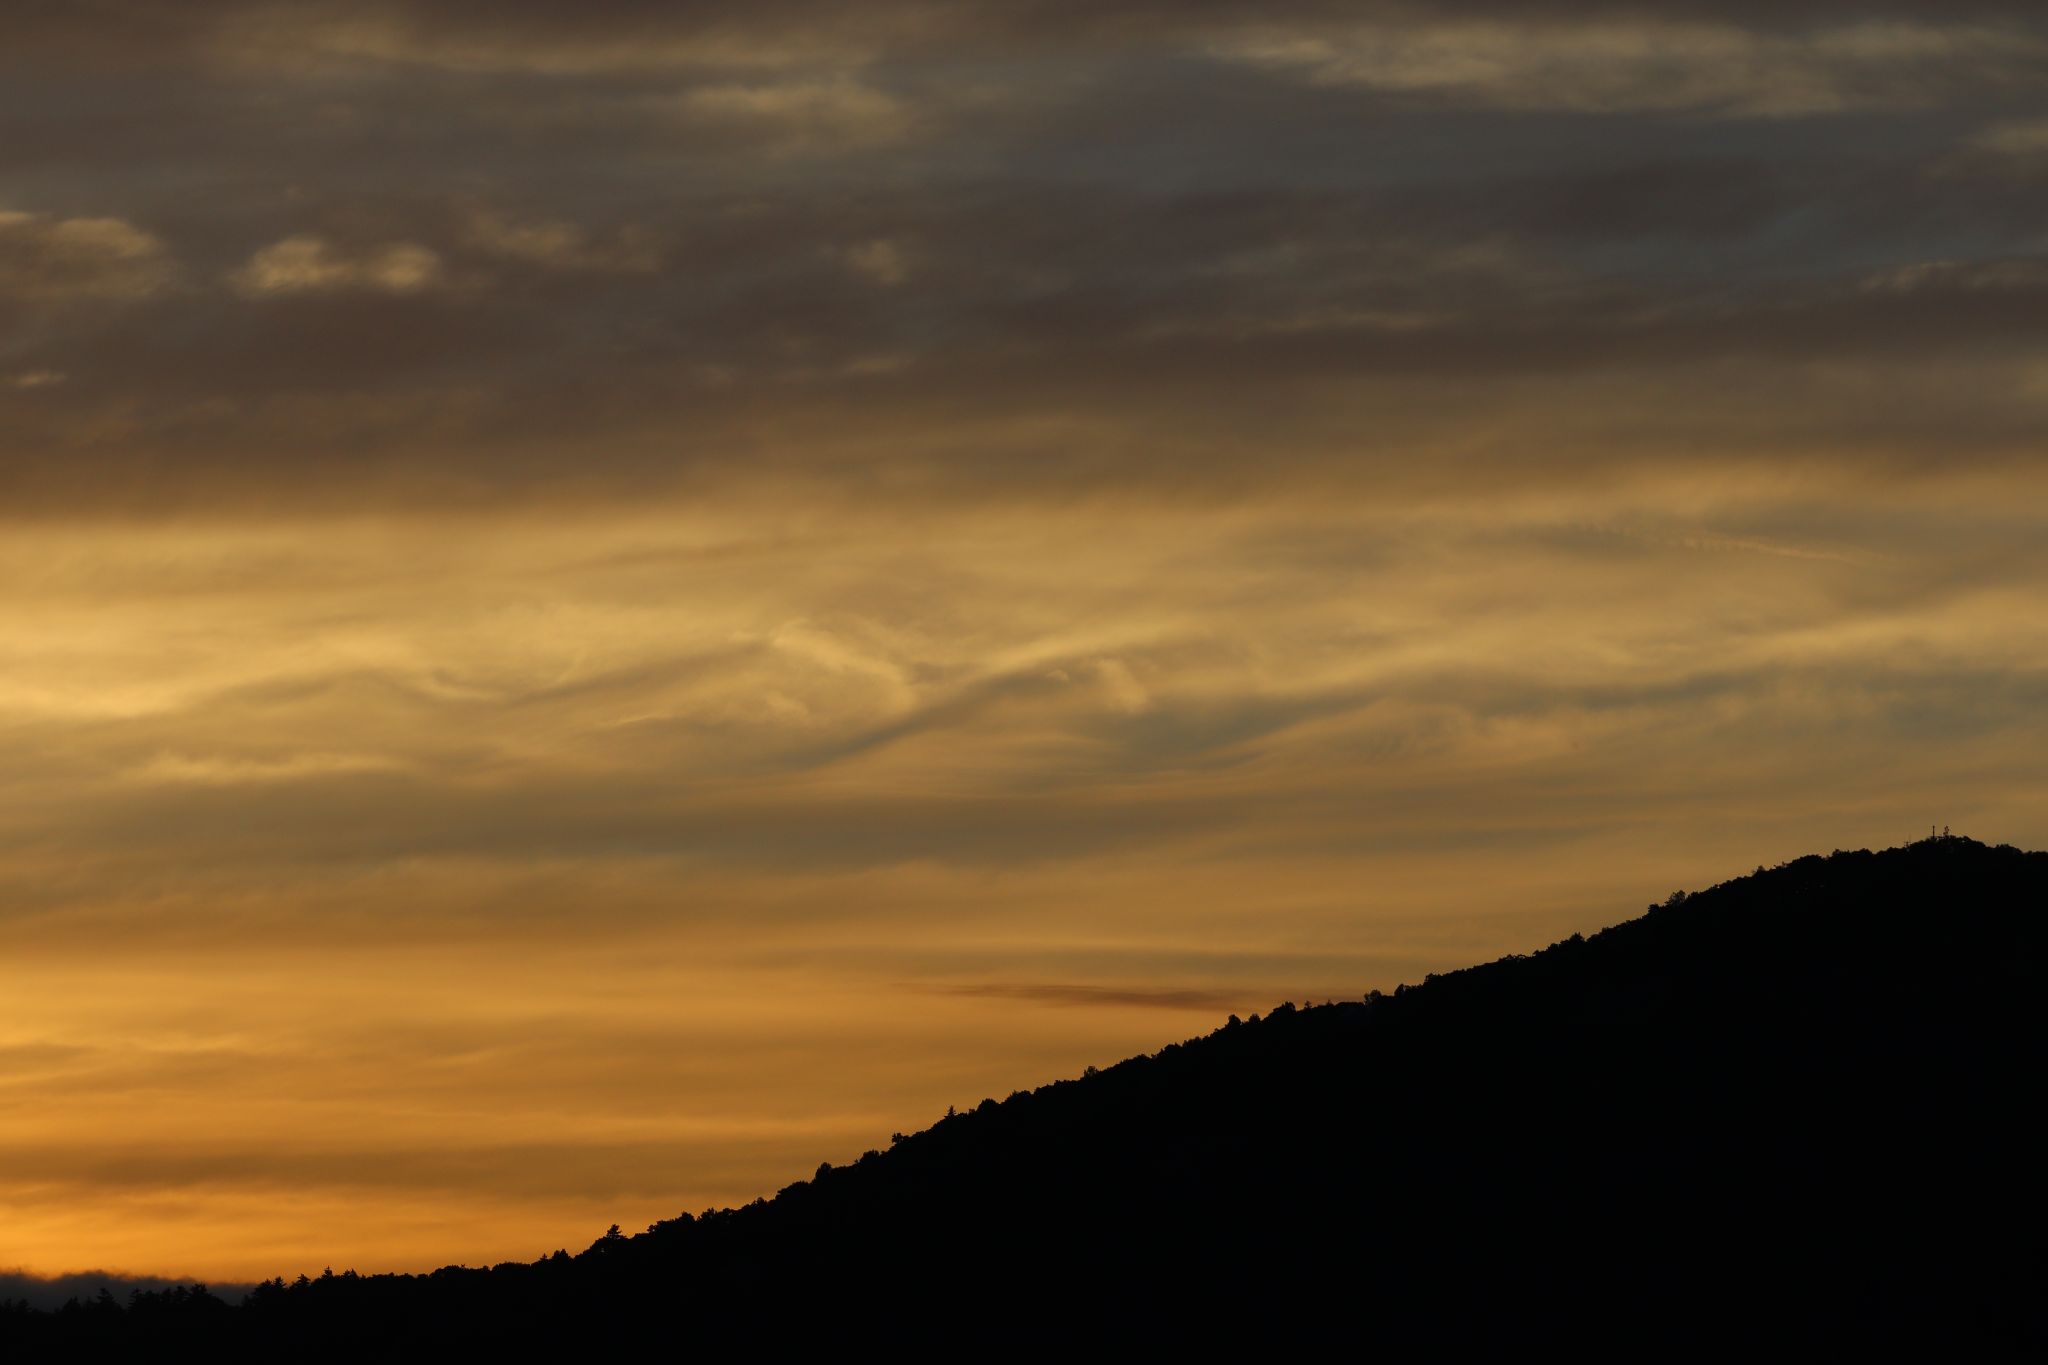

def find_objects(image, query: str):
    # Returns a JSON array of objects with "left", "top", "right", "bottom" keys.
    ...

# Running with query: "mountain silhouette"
[{"left": 8, "top": 835, "right": 2041, "bottom": 1356}]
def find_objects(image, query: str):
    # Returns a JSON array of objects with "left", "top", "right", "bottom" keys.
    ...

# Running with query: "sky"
[{"left": 4, "top": 0, "right": 2047, "bottom": 1283}]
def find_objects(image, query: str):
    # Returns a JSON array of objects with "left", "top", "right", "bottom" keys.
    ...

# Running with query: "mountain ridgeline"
[{"left": 9, "top": 836, "right": 2043, "bottom": 1354}]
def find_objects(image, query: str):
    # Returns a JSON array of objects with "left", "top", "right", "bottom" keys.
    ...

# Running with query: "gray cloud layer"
[{"left": 3, "top": 1, "right": 2046, "bottom": 508}]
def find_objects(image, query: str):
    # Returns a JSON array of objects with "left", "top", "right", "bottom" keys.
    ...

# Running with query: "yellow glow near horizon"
[{"left": 3, "top": 480, "right": 2044, "bottom": 1278}]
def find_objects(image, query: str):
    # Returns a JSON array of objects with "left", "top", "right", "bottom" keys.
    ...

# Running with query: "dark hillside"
[{"left": 10, "top": 835, "right": 2043, "bottom": 1355}]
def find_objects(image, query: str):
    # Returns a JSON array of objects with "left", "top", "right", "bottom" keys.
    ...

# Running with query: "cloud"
[
  {"left": 6, "top": 369, "right": 66, "bottom": 389},
  {"left": 209, "top": 3, "right": 902, "bottom": 76},
  {"left": 1859, "top": 256, "right": 2048, "bottom": 294},
  {"left": 1970, "top": 117, "right": 2048, "bottom": 154},
  {"left": 0, "top": 1269, "right": 256, "bottom": 1311},
  {"left": 936, "top": 983, "right": 1253, "bottom": 1012},
  {"left": 669, "top": 79, "right": 914, "bottom": 151},
  {"left": 230, "top": 235, "right": 444, "bottom": 297},
  {"left": 0, "top": 8, "right": 2042, "bottom": 513},
  {"left": 844, "top": 239, "right": 910, "bottom": 286},
  {"left": 1214, "top": 19, "right": 2048, "bottom": 116},
  {"left": 121, "top": 751, "right": 413, "bottom": 787},
  {"left": 0, "top": 209, "right": 172, "bottom": 302},
  {"left": 16, "top": 4, "right": 2045, "bottom": 75},
  {"left": 460, "top": 209, "right": 660, "bottom": 272}
]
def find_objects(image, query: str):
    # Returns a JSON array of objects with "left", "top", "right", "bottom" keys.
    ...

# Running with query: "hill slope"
[{"left": 10, "top": 836, "right": 2044, "bottom": 1354}]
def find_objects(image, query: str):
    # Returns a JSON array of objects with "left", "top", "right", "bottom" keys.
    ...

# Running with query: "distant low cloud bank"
[{"left": 0, "top": 1269, "right": 258, "bottom": 1311}]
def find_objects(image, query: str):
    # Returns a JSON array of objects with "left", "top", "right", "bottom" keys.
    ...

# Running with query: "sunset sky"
[{"left": 5, "top": 1, "right": 2048, "bottom": 1283}]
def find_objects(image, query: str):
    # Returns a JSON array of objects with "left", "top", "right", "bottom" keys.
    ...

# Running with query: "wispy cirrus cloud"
[
  {"left": 666, "top": 79, "right": 916, "bottom": 152},
  {"left": 935, "top": 983, "right": 1259, "bottom": 1012}
]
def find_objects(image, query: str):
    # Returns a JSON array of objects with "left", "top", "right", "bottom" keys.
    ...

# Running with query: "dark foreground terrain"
[{"left": 7, "top": 835, "right": 2042, "bottom": 1355}]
